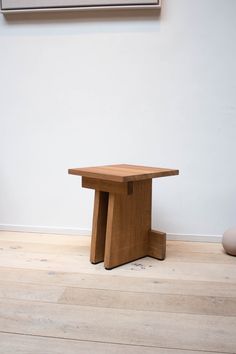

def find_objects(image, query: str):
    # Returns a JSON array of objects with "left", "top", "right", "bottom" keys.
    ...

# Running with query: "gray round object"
[{"left": 222, "top": 228, "right": 236, "bottom": 256}]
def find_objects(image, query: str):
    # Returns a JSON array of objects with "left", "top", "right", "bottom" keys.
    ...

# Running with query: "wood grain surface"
[
  {"left": 90, "top": 191, "right": 109, "bottom": 264},
  {"left": 69, "top": 164, "right": 179, "bottom": 182},
  {"left": 104, "top": 179, "right": 152, "bottom": 269},
  {"left": 0, "top": 231, "right": 235, "bottom": 354}
]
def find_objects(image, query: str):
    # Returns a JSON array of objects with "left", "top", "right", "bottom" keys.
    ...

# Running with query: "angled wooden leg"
[
  {"left": 148, "top": 230, "right": 166, "bottom": 260},
  {"left": 104, "top": 180, "right": 152, "bottom": 269},
  {"left": 90, "top": 191, "right": 109, "bottom": 264}
]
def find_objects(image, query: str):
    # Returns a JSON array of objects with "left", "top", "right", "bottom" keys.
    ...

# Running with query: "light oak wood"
[
  {"left": 0, "top": 333, "right": 215, "bottom": 354},
  {"left": 0, "top": 280, "right": 64, "bottom": 302},
  {"left": 0, "top": 232, "right": 236, "bottom": 353},
  {"left": 1, "top": 266, "right": 236, "bottom": 297},
  {"left": 59, "top": 286, "right": 236, "bottom": 316},
  {"left": 0, "top": 264, "right": 236, "bottom": 298},
  {"left": 1, "top": 298, "right": 236, "bottom": 353},
  {"left": 0, "top": 231, "right": 91, "bottom": 244},
  {"left": 0, "top": 236, "right": 235, "bottom": 264},
  {"left": 1, "top": 278, "right": 235, "bottom": 317},
  {"left": 1, "top": 247, "right": 236, "bottom": 282}
]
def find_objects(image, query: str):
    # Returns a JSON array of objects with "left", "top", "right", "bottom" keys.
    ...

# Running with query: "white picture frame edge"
[{"left": 1, "top": 0, "right": 161, "bottom": 13}]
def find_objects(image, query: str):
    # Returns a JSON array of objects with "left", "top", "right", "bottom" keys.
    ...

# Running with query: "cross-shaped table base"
[{"left": 69, "top": 164, "right": 179, "bottom": 269}]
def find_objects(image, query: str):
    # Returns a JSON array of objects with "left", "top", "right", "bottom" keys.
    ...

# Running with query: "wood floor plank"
[
  {"left": 167, "top": 241, "right": 224, "bottom": 254},
  {"left": 0, "top": 249, "right": 235, "bottom": 283},
  {"left": 0, "top": 298, "right": 235, "bottom": 353},
  {"left": 0, "top": 332, "right": 219, "bottom": 354},
  {"left": 0, "top": 232, "right": 90, "bottom": 245},
  {"left": 0, "top": 240, "right": 234, "bottom": 265},
  {"left": 166, "top": 241, "right": 235, "bottom": 264},
  {"left": 0, "top": 281, "right": 64, "bottom": 303},
  {"left": 119, "top": 258, "right": 236, "bottom": 282},
  {"left": 1, "top": 233, "right": 234, "bottom": 265},
  {"left": 0, "top": 240, "right": 90, "bottom": 256},
  {"left": 166, "top": 250, "right": 235, "bottom": 264},
  {"left": 0, "top": 233, "right": 223, "bottom": 252},
  {"left": 58, "top": 287, "right": 236, "bottom": 316},
  {"left": 0, "top": 278, "right": 235, "bottom": 317},
  {"left": 0, "top": 232, "right": 235, "bottom": 353},
  {"left": 0, "top": 267, "right": 235, "bottom": 298}
]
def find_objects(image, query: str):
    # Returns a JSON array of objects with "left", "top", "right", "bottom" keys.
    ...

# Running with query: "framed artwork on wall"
[{"left": 1, "top": 0, "right": 161, "bottom": 13}]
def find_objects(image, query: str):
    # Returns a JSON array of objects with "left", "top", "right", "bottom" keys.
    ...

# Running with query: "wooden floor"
[{"left": 0, "top": 232, "right": 236, "bottom": 354}]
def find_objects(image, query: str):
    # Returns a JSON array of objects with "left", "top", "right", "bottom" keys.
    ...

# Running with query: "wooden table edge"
[{"left": 68, "top": 168, "right": 179, "bottom": 183}]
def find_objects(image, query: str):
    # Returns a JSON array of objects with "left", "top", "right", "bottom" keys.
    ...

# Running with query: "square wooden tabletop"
[{"left": 68, "top": 164, "right": 179, "bottom": 182}]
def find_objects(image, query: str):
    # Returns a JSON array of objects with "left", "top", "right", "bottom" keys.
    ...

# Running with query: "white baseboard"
[
  {"left": 0, "top": 224, "right": 222, "bottom": 243},
  {"left": 0, "top": 224, "right": 91, "bottom": 236},
  {"left": 167, "top": 233, "right": 222, "bottom": 243}
]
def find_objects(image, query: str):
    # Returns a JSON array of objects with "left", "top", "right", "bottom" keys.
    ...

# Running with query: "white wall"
[{"left": 1, "top": 0, "right": 236, "bottom": 239}]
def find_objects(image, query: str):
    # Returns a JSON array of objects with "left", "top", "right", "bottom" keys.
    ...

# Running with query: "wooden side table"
[{"left": 68, "top": 164, "right": 179, "bottom": 269}]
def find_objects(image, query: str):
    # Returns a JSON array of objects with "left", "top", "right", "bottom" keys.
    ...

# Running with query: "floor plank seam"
[
  {"left": 1, "top": 296, "right": 236, "bottom": 317},
  {"left": 0, "top": 265, "right": 236, "bottom": 282},
  {"left": 0, "top": 235, "right": 236, "bottom": 353},
  {"left": 0, "top": 330, "right": 234, "bottom": 354},
  {"left": 0, "top": 266, "right": 236, "bottom": 286},
  {"left": 1, "top": 279, "right": 236, "bottom": 298}
]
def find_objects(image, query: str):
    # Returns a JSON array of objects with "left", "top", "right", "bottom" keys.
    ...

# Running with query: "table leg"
[
  {"left": 104, "top": 179, "right": 152, "bottom": 269},
  {"left": 148, "top": 230, "right": 166, "bottom": 260},
  {"left": 90, "top": 190, "right": 109, "bottom": 264},
  {"left": 89, "top": 180, "right": 167, "bottom": 268}
]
